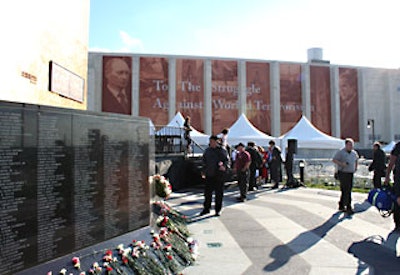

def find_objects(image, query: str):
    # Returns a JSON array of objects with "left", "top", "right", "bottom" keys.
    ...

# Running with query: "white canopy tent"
[
  {"left": 280, "top": 116, "right": 344, "bottom": 150},
  {"left": 382, "top": 141, "right": 397, "bottom": 153},
  {"left": 149, "top": 119, "right": 156, "bottom": 135},
  {"left": 227, "top": 113, "right": 277, "bottom": 147}
]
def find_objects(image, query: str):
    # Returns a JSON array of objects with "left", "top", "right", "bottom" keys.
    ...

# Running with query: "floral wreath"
[{"left": 150, "top": 174, "right": 172, "bottom": 199}]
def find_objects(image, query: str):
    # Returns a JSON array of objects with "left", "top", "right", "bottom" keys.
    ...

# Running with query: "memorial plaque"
[
  {"left": 101, "top": 118, "right": 130, "bottom": 239},
  {"left": 0, "top": 106, "right": 34, "bottom": 274},
  {"left": 0, "top": 101, "right": 151, "bottom": 274},
  {"left": 36, "top": 109, "right": 74, "bottom": 262},
  {"left": 72, "top": 115, "right": 105, "bottom": 249},
  {"left": 128, "top": 123, "right": 150, "bottom": 229}
]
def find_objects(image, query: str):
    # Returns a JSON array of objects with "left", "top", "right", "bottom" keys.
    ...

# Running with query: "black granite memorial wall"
[{"left": 0, "top": 101, "right": 151, "bottom": 274}]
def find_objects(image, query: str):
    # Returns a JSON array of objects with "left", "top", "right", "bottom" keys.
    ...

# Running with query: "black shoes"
[
  {"left": 199, "top": 209, "right": 210, "bottom": 216},
  {"left": 215, "top": 211, "right": 221, "bottom": 216},
  {"left": 346, "top": 208, "right": 354, "bottom": 215},
  {"left": 338, "top": 203, "right": 353, "bottom": 214},
  {"left": 236, "top": 197, "right": 246, "bottom": 202}
]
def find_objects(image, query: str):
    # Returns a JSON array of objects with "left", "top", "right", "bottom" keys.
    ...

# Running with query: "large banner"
[
  {"left": 212, "top": 60, "right": 238, "bottom": 134},
  {"left": 280, "top": 63, "right": 302, "bottom": 134},
  {"left": 310, "top": 66, "right": 331, "bottom": 135},
  {"left": 175, "top": 59, "right": 204, "bottom": 131},
  {"left": 102, "top": 56, "right": 132, "bottom": 115},
  {"left": 139, "top": 57, "right": 169, "bottom": 125},
  {"left": 246, "top": 62, "right": 271, "bottom": 134},
  {"left": 339, "top": 67, "right": 359, "bottom": 141}
]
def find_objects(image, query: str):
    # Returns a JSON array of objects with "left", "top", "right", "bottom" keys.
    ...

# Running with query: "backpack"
[{"left": 367, "top": 187, "right": 397, "bottom": 217}]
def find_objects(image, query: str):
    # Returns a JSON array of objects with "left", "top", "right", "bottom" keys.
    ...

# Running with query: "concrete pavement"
[{"left": 167, "top": 184, "right": 400, "bottom": 275}]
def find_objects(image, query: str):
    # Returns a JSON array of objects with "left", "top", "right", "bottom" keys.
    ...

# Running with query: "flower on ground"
[
  {"left": 72, "top": 256, "right": 80, "bottom": 269},
  {"left": 151, "top": 174, "right": 172, "bottom": 198},
  {"left": 103, "top": 250, "right": 113, "bottom": 262},
  {"left": 59, "top": 268, "right": 67, "bottom": 275}
]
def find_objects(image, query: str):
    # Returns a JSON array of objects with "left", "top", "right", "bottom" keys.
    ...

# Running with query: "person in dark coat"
[
  {"left": 234, "top": 143, "right": 251, "bottom": 202},
  {"left": 200, "top": 135, "right": 229, "bottom": 216},
  {"left": 368, "top": 142, "right": 386, "bottom": 188},
  {"left": 183, "top": 116, "right": 192, "bottom": 153},
  {"left": 284, "top": 149, "right": 295, "bottom": 185},
  {"left": 245, "top": 141, "right": 262, "bottom": 191},
  {"left": 268, "top": 140, "right": 282, "bottom": 189},
  {"left": 384, "top": 141, "right": 400, "bottom": 231}
]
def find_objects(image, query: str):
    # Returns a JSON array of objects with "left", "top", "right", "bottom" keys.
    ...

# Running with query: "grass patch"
[{"left": 304, "top": 180, "right": 371, "bottom": 194}]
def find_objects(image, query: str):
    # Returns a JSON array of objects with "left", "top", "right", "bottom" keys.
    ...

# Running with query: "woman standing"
[{"left": 258, "top": 146, "right": 269, "bottom": 184}]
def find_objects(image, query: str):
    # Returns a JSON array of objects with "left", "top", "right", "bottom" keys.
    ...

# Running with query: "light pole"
[{"left": 367, "top": 119, "right": 375, "bottom": 143}]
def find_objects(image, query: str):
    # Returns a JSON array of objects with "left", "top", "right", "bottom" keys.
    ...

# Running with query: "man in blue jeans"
[{"left": 332, "top": 138, "right": 359, "bottom": 215}]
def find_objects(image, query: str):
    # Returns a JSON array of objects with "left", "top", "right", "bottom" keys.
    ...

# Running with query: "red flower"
[
  {"left": 167, "top": 255, "right": 173, "bottom": 260},
  {"left": 122, "top": 256, "right": 128, "bottom": 264},
  {"left": 72, "top": 256, "right": 80, "bottom": 269},
  {"left": 103, "top": 250, "right": 113, "bottom": 262},
  {"left": 106, "top": 266, "right": 113, "bottom": 271}
]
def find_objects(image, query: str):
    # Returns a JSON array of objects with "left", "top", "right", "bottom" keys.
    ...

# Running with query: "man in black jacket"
[
  {"left": 268, "top": 140, "right": 282, "bottom": 189},
  {"left": 246, "top": 141, "right": 262, "bottom": 191},
  {"left": 384, "top": 141, "right": 400, "bottom": 231},
  {"left": 200, "top": 135, "right": 229, "bottom": 216},
  {"left": 369, "top": 142, "right": 386, "bottom": 188}
]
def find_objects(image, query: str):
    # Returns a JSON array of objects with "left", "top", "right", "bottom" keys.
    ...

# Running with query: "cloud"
[{"left": 118, "top": 30, "right": 144, "bottom": 52}]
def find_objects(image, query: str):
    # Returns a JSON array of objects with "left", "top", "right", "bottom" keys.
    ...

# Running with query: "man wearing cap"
[
  {"left": 234, "top": 143, "right": 251, "bottom": 202},
  {"left": 200, "top": 135, "right": 229, "bottom": 216}
]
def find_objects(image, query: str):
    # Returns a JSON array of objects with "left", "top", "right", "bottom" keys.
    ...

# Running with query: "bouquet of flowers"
[
  {"left": 153, "top": 201, "right": 191, "bottom": 238},
  {"left": 150, "top": 174, "right": 172, "bottom": 199}
]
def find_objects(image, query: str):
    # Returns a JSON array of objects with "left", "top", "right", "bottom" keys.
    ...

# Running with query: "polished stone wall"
[{"left": 0, "top": 101, "right": 151, "bottom": 274}]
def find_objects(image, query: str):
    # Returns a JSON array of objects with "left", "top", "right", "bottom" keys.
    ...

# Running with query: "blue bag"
[{"left": 367, "top": 187, "right": 397, "bottom": 217}]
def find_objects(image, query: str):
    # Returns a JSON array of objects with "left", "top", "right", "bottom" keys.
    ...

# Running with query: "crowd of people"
[
  {"left": 198, "top": 127, "right": 400, "bottom": 232},
  {"left": 199, "top": 128, "right": 284, "bottom": 216}
]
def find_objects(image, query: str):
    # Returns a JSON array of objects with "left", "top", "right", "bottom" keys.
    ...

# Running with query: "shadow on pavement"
[
  {"left": 263, "top": 211, "right": 348, "bottom": 272},
  {"left": 348, "top": 230, "right": 400, "bottom": 274},
  {"left": 353, "top": 199, "right": 372, "bottom": 214}
]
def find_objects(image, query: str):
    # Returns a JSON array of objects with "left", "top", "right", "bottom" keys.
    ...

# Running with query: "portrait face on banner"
[
  {"left": 310, "top": 65, "right": 331, "bottom": 135},
  {"left": 246, "top": 62, "right": 271, "bottom": 134},
  {"left": 339, "top": 67, "right": 359, "bottom": 141},
  {"left": 175, "top": 59, "right": 204, "bottom": 131},
  {"left": 139, "top": 57, "right": 169, "bottom": 125},
  {"left": 211, "top": 60, "right": 238, "bottom": 134},
  {"left": 280, "top": 63, "right": 302, "bottom": 134},
  {"left": 102, "top": 56, "right": 132, "bottom": 115}
]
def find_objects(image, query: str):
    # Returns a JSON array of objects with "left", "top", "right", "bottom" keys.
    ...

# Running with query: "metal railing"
[
  {"left": 293, "top": 158, "right": 374, "bottom": 188},
  {"left": 152, "top": 125, "right": 207, "bottom": 156},
  {"left": 153, "top": 125, "right": 184, "bottom": 154}
]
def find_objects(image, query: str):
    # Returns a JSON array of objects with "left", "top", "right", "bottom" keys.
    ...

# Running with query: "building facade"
[
  {"left": 0, "top": 0, "right": 90, "bottom": 110},
  {"left": 88, "top": 52, "right": 400, "bottom": 148}
]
